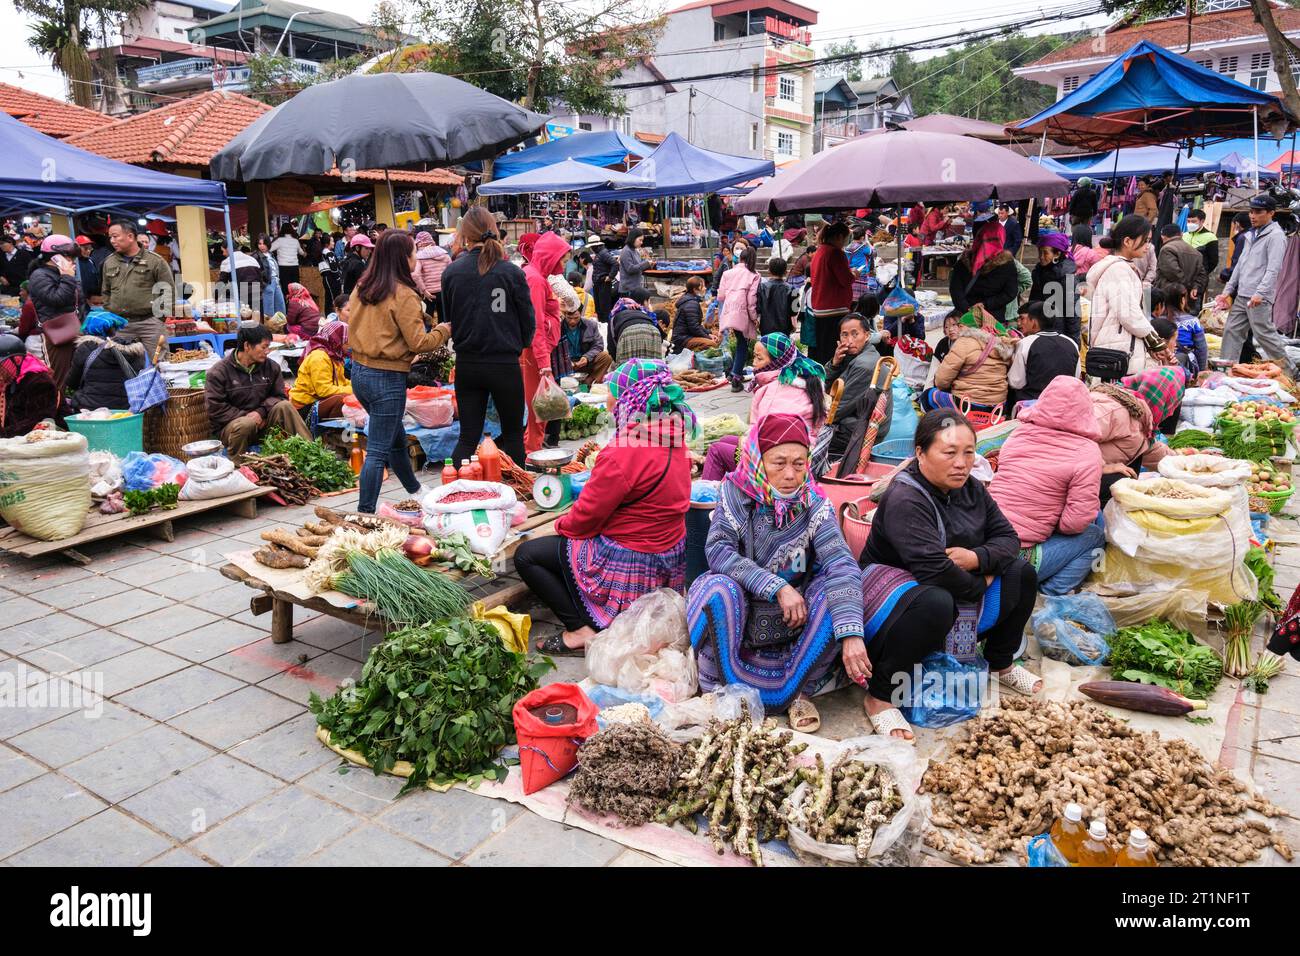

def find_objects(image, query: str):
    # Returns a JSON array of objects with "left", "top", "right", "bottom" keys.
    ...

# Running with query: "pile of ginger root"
[{"left": 922, "top": 698, "right": 1293, "bottom": 866}]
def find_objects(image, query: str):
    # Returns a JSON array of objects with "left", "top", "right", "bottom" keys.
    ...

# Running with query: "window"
[
  {"left": 1250, "top": 51, "right": 1271, "bottom": 90},
  {"left": 777, "top": 130, "right": 794, "bottom": 155},
  {"left": 1195, "top": 57, "right": 1213, "bottom": 70},
  {"left": 750, "top": 123, "right": 759, "bottom": 151},
  {"left": 778, "top": 75, "right": 796, "bottom": 102},
  {"left": 619, "top": 115, "right": 631, "bottom": 135},
  {"left": 578, "top": 121, "right": 592, "bottom": 131},
  {"left": 714, "top": 22, "right": 725, "bottom": 41},
  {"left": 1062, "top": 75, "right": 1080, "bottom": 92},
  {"left": 1218, "top": 56, "right": 1238, "bottom": 75}
]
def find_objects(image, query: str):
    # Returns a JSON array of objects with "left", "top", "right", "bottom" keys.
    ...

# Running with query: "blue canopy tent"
[
  {"left": 1218, "top": 151, "right": 1280, "bottom": 179},
  {"left": 0, "top": 109, "right": 241, "bottom": 307},
  {"left": 477, "top": 158, "right": 654, "bottom": 195},
  {"left": 578, "top": 132, "right": 774, "bottom": 202},
  {"left": 1067, "top": 145, "right": 1220, "bottom": 180},
  {"left": 491, "top": 130, "right": 652, "bottom": 179}
]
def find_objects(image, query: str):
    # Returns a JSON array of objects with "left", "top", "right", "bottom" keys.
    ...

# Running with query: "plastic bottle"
[
  {"left": 348, "top": 433, "right": 364, "bottom": 476},
  {"left": 478, "top": 436, "right": 502, "bottom": 482},
  {"left": 458, "top": 458, "right": 474, "bottom": 480},
  {"left": 1116, "top": 828, "right": 1158, "bottom": 867},
  {"left": 441, "top": 458, "right": 457, "bottom": 485},
  {"left": 1049, "top": 802, "right": 1086, "bottom": 864},
  {"left": 1077, "top": 819, "right": 1116, "bottom": 867},
  {"left": 469, "top": 454, "right": 483, "bottom": 480}
]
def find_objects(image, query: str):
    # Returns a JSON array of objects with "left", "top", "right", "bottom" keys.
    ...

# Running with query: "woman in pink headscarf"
[
  {"left": 290, "top": 320, "right": 351, "bottom": 420},
  {"left": 413, "top": 231, "right": 451, "bottom": 322},
  {"left": 285, "top": 282, "right": 322, "bottom": 338},
  {"left": 948, "top": 219, "right": 1019, "bottom": 322}
]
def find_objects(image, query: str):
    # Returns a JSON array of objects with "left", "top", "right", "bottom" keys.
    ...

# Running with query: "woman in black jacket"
[
  {"left": 1027, "top": 232, "right": 1080, "bottom": 342},
  {"left": 25, "top": 235, "right": 82, "bottom": 394},
  {"left": 440, "top": 206, "right": 534, "bottom": 465},
  {"left": 949, "top": 220, "right": 1019, "bottom": 318},
  {"left": 670, "top": 276, "right": 715, "bottom": 353},
  {"left": 66, "top": 311, "right": 146, "bottom": 412},
  {"left": 857, "top": 410, "right": 1041, "bottom": 740}
]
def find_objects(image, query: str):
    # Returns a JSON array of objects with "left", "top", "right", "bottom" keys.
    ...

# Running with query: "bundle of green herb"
[
  {"left": 262, "top": 430, "right": 356, "bottom": 493},
  {"left": 1108, "top": 620, "right": 1224, "bottom": 700},
  {"left": 309, "top": 618, "right": 553, "bottom": 792}
]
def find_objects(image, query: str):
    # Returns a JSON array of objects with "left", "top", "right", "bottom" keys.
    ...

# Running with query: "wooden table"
[
  {"left": 220, "top": 503, "right": 566, "bottom": 644},
  {"left": 0, "top": 486, "right": 272, "bottom": 564}
]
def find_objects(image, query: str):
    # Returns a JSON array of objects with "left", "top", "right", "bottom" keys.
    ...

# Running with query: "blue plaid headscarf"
[{"left": 81, "top": 309, "right": 127, "bottom": 337}]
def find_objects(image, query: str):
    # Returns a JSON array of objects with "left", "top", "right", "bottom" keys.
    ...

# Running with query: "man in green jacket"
[{"left": 102, "top": 222, "right": 175, "bottom": 349}]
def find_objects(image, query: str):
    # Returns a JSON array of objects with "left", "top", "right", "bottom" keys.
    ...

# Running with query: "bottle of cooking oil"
[
  {"left": 1077, "top": 819, "right": 1116, "bottom": 867},
  {"left": 1049, "top": 802, "right": 1086, "bottom": 864},
  {"left": 1115, "top": 828, "right": 1157, "bottom": 867},
  {"left": 348, "top": 433, "right": 364, "bottom": 476}
]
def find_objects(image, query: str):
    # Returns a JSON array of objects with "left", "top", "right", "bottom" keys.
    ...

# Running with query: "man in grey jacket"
[{"left": 1217, "top": 194, "right": 1296, "bottom": 377}]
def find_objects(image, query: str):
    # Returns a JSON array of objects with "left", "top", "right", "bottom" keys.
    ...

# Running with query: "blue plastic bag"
[
  {"left": 121, "top": 452, "right": 187, "bottom": 492},
  {"left": 897, "top": 652, "right": 989, "bottom": 728},
  {"left": 1027, "top": 833, "right": 1070, "bottom": 867},
  {"left": 586, "top": 684, "right": 666, "bottom": 730},
  {"left": 1030, "top": 593, "right": 1114, "bottom": 666}
]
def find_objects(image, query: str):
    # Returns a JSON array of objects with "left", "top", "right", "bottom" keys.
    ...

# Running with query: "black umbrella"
[{"left": 211, "top": 72, "right": 550, "bottom": 181}]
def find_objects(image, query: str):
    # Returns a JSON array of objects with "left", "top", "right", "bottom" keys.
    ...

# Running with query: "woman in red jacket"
[
  {"left": 521, "top": 231, "right": 570, "bottom": 453},
  {"left": 518, "top": 358, "right": 695, "bottom": 653},
  {"left": 808, "top": 221, "right": 855, "bottom": 367}
]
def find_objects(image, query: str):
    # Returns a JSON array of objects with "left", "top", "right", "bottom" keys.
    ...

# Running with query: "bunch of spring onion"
[
  {"left": 1244, "top": 653, "right": 1286, "bottom": 694},
  {"left": 1222, "top": 601, "right": 1264, "bottom": 679},
  {"left": 334, "top": 548, "right": 472, "bottom": 625}
]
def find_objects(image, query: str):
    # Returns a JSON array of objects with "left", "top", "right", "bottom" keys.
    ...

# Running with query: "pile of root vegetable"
[
  {"left": 568, "top": 722, "right": 682, "bottom": 826},
  {"left": 922, "top": 698, "right": 1293, "bottom": 866},
  {"left": 785, "top": 755, "right": 905, "bottom": 862}
]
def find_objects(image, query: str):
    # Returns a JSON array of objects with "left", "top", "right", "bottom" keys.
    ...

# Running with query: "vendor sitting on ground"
[
  {"left": 289, "top": 320, "right": 352, "bottom": 422},
  {"left": 923, "top": 306, "right": 1015, "bottom": 413},
  {"left": 66, "top": 309, "right": 146, "bottom": 413},
  {"left": 517, "top": 359, "right": 693, "bottom": 655},
  {"left": 559, "top": 301, "right": 612, "bottom": 384},
  {"left": 608, "top": 290, "right": 664, "bottom": 364},
  {"left": 285, "top": 282, "right": 322, "bottom": 338},
  {"left": 700, "top": 332, "right": 827, "bottom": 480},
  {"left": 1091, "top": 365, "right": 1185, "bottom": 503},
  {"left": 670, "top": 276, "right": 718, "bottom": 354},
  {"left": 205, "top": 324, "right": 312, "bottom": 460},
  {"left": 688, "top": 413, "right": 865, "bottom": 733},
  {"left": 824, "top": 312, "right": 883, "bottom": 460},
  {"left": 859, "top": 410, "right": 1041, "bottom": 741},
  {"left": 0, "top": 334, "right": 60, "bottom": 438},
  {"left": 989, "top": 377, "right": 1105, "bottom": 595}
]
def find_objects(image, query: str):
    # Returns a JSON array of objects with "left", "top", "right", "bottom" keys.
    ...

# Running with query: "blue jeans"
[
  {"left": 730, "top": 332, "right": 750, "bottom": 381},
  {"left": 351, "top": 364, "right": 421, "bottom": 513},
  {"left": 261, "top": 279, "right": 286, "bottom": 318},
  {"left": 1036, "top": 517, "right": 1106, "bottom": 596}
]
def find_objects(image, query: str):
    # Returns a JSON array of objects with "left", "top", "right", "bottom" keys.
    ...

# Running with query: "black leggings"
[
  {"left": 514, "top": 535, "right": 596, "bottom": 631},
  {"left": 865, "top": 559, "right": 1038, "bottom": 701},
  {"left": 452, "top": 358, "right": 525, "bottom": 466},
  {"left": 1100, "top": 454, "right": 1144, "bottom": 506}
]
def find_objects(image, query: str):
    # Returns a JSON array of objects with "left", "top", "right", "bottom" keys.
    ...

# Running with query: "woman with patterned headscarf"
[
  {"left": 1091, "top": 365, "right": 1188, "bottom": 503},
  {"left": 290, "top": 320, "right": 351, "bottom": 422},
  {"left": 1028, "top": 231, "right": 1081, "bottom": 342},
  {"left": 517, "top": 359, "right": 695, "bottom": 654},
  {"left": 285, "top": 282, "right": 322, "bottom": 339},
  {"left": 687, "top": 413, "right": 866, "bottom": 733}
]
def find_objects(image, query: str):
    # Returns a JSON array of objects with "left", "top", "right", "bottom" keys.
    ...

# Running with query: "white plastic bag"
[
  {"left": 894, "top": 350, "right": 930, "bottom": 391},
  {"left": 667, "top": 349, "right": 695, "bottom": 373},
  {"left": 785, "top": 735, "right": 924, "bottom": 865},
  {"left": 1102, "top": 498, "right": 1246, "bottom": 569},
  {"left": 0, "top": 430, "right": 91, "bottom": 541},
  {"left": 585, "top": 588, "right": 697, "bottom": 703},
  {"left": 658, "top": 684, "right": 764, "bottom": 732},
  {"left": 178, "top": 455, "right": 258, "bottom": 501},
  {"left": 421, "top": 479, "right": 517, "bottom": 555},
  {"left": 88, "top": 450, "right": 123, "bottom": 499},
  {"left": 1156, "top": 454, "right": 1251, "bottom": 488}
]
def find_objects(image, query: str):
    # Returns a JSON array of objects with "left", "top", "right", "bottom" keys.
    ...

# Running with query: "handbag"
[
  {"left": 1084, "top": 333, "right": 1135, "bottom": 382},
  {"left": 119, "top": 348, "right": 168, "bottom": 414},
  {"left": 742, "top": 509, "right": 808, "bottom": 648},
  {"left": 40, "top": 311, "right": 81, "bottom": 346}
]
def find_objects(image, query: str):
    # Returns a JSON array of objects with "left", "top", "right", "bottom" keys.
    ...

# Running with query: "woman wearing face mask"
[
  {"left": 717, "top": 242, "right": 761, "bottom": 393},
  {"left": 857, "top": 411, "right": 1041, "bottom": 742},
  {"left": 688, "top": 413, "right": 866, "bottom": 734}
]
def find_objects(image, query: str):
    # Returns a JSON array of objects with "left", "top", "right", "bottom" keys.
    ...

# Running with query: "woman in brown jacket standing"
[{"left": 348, "top": 230, "right": 450, "bottom": 513}]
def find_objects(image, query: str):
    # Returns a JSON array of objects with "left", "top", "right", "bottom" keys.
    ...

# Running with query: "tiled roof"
[
  {"left": 1027, "top": 7, "right": 1300, "bottom": 68},
  {"left": 65, "top": 89, "right": 462, "bottom": 187},
  {"left": 0, "top": 83, "right": 113, "bottom": 139}
]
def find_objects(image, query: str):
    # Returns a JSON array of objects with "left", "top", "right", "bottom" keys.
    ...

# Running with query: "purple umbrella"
[{"left": 733, "top": 130, "right": 1070, "bottom": 215}]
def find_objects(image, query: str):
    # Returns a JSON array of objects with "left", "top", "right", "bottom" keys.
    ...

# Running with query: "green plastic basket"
[
  {"left": 1255, "top": 487, "right": 1295, "bottom": 515},
  {"left": 65, "top": 412, "right": 144, "bottom": 459}
]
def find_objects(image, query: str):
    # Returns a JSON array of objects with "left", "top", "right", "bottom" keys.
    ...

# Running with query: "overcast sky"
[{"left": 0, "top": 0, "right": 1109, "bottom": 102}]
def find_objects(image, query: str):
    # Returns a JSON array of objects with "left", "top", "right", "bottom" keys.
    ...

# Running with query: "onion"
[{"left": 402, "top": 534, "right": 435, "bottom": 561}]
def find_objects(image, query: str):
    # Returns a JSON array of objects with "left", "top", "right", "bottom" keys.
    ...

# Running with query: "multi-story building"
[
  {"left": 1014, "top": 0, "right": 1300, "bottom": 101},
  {"left": 847, "top": 77, "right": 914, "bottom": 131},
  {"left": 614, "top": 0, "right": 820, "bottom": 162}
]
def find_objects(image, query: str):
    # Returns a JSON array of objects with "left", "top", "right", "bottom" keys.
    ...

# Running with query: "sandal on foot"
[
  {"left": 787, "top": 697, "right": 821, "bottom": 734},
  {"left": 866, "top": 706, "right": 915, "bottom": 743},
  {"left": 533, "top": 633, "right": 585, "bottom": 656},
  {"left": 998, "top": 664, "right": 1043, "bottom": 697}
]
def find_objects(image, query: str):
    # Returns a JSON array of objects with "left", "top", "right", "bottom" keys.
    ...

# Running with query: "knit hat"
[{"left": 756, "top": 413, "right": 810, "bottom": 453}]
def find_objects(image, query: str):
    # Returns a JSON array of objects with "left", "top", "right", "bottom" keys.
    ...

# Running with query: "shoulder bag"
[
  {"left": 1084, "top": 333, "right": 1135, "bottom": 382},
  {"left": 742, "top": 506, "right": 811, "bottom": 648}
]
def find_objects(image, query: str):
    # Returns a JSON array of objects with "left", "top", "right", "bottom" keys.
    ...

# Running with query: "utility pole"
[{"left": 688, "top": 85, "right": 696, "bottom": 143}]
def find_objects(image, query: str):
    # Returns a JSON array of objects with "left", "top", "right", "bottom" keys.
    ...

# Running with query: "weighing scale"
[{"left": 526, "top": 448, "right": 575, "bottom": 510}]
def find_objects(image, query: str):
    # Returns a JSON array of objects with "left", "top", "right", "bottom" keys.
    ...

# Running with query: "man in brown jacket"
[
  {"left": 204, "top": 324, "right": 311, "bottom": 459},
  {"left": 1155, "top": 224, "right": 1208, "bottom": 308}
]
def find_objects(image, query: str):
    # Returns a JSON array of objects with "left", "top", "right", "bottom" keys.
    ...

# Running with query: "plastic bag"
[
  {"left": 377, "top": 501, "right": 425, "bottom": 527},
  {"left": 342, "top": 394, "right": 368, "bottom": 429},
  {"left": 1091, "top": 547, "right": 1256, "bottom": 608},
  {"left": 178, "top": 454, "right": 257, "bottom": 501},
  {"left": 1109, "top": 476, "right": 1233, "bottom": 519},
  {"left": 586, "top": 684, "right": 667, "bottom": 730},
  {"left": 531, "top": 377, "right": 571, "bottom": 423},
  {"left": 0, "top": 430, "right": 91, "bottom": 541},
  {"left": 897, "top": 652, "right": 989, "bottom": 728},
  {"left": 667, "top": 349, "right": 695, "bottom": 372},
  {"left": 1103, "top": 498, "right": 1246, "bottom": 570},
  {"left": 1031, "top": 593, "right": 1114, "bottom": 666},
  {"left": 1027, "top": 833, "right": 1070, "bottom": 867},
  {"left": 1157, "top": 454, "right": 1251, "bottom": 489},
  {"left": 657, "top": 683, "right": 763, "bottom": 732},
  {"left": 1090, "top": 587, "right": 1210, "bottom": 638},
  {"left": 584, "top": 588, "right": 697, "bottom": 703},
  {"left": 881, "top": 283, "right": 920, "bottom": 317},
  {"left": 785, "top": 735, "right": 923, "bottom": 865},
  {"left": 405, "top": 386, "right": 454, "bottom": 429},
  {"left": 421, "top": 479, "right": 517, "bottom": 555},
  {"left": 511, "top": 683, "right": 599, "bottom": 795},
  {"left": 120, "top": 452, "right": 187, "bottom": 492},
  {"left": 88, "top": 450, "right": 123, "bottom": 499}
]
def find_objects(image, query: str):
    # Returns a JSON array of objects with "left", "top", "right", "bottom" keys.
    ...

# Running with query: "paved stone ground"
[{"left": 0, "top": 376, "right": 1294, "bottom": 866}]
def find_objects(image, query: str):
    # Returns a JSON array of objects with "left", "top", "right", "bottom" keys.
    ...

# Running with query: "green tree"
[
  {"left": 17, "top": 0, "right": 148, "bottom": 108},
  {"left": 819, "top": 39, "right": 863, "bottom": 83}
]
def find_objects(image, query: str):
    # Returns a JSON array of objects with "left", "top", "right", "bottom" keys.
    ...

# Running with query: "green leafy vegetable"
[
  {"left": 335, "top": 548, "right": 472, "bottom": 624},
  {"left": 1108, "top": 620, "right": 1223, "bottom": 700},
  {"left": 123, "top": 483, "right": 180, "bottom": 516},
  {"left": 1245, "top": 547, "right": 1282, "bottom": 615},
  {"left": 431, "top": 532, "right": 494, "bottom": 577},
  {"left": 310, "top": 617, "right": 554, "bottom": 793},
  {"left": 1168, "top": 429, "right": 1214, "bottom": 450},
  {"left": 262, "top": 430, "right": 356, "bottom": 492}
]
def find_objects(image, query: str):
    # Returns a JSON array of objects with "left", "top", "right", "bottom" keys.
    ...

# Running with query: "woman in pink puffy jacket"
[
  {"left": 717, "top": 242, "right": 761, "bottom": 392},
  {"left": 988, "top": 376, "right": 1106, "bottom": 595},
  {"left": 413, "top": 231, "right": 451, "bottom": 322}
]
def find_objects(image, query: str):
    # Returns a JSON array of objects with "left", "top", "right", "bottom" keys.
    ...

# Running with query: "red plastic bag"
[
  {"left": 406, "top": 386, "right": 455, "bottom": 428},
  {"left": 511, "top": 683, "right": 599, "bottom": 795}
]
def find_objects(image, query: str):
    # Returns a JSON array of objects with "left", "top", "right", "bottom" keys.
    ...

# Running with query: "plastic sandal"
[
  {"left": 866, "top": 706, "right": 915, "bottom": 743},
  {"left": 533, "top": 632, "right": 585, "bottom": 656},
  {"left": 787, "top": 697, "right": 821, "bottom": 734},
  {"left": 998, "top": 664, "right": 1043, "bottom": 697}
]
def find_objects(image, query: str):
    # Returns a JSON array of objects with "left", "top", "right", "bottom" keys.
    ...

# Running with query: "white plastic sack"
[
  {"left": 88, "top": 450, "right": 123, "bottom": 499},
  {"left": 667, "top": 349, "right": 695, "bottom": 373},
  {"left": 178, "top": 455, "right": 258, "bottom": 501},
  {"left": 584, "top": 588, "right": 697, "bottom": 703},
  {"left": 1102, "top": 498, "right": 1247, "bottom": 570},
  {"left": 1156, "top": 454, "right": 1252, "bottom": 489},
  {"left": 1180, "top": 386, "right": 1234, "bottom": 429},
  {"left": 1221, "top": 376, "right": 1296, "bottom": 404},
  {"left": 421, "top": 479, "right": 517, "bottom": 555},
  {"left": 0, "top": 431, "right": 91, "bottom": 541},
  {"left": 785, "top": 736, "right": 924, "bottom": 865},
  {"left": 894, "top": 350, "right": 930, "bottom": 391}
]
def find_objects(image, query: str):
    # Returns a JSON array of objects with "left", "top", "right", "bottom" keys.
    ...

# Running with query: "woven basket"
[{"left": 143, "top": 388, "right": 211, "bottom": 459}]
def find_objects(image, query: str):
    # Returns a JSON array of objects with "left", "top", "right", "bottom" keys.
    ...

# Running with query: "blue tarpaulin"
[
  {"left": 579, "top": 132, "right": 774, "bottom": 201},
  {"left": 1016, "top": 40, "right": 1294, "bottom": 151},
  {"left": 0, "top": 109, "right": 229, "bottom": 214},
  {"left": 1037, "top": 146, "right": 1220, "bottom": 181},
  {"left": 477, "top": 158, "right": 654, "bottom": 195},
  {"left": 492, "top": 130, "right": 652, "bottom": 179}
]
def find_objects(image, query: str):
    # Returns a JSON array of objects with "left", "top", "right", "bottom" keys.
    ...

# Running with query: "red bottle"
[
  {"left": 478, "top": 436, "right": 502, "bottom": 482},
  {"left": 458, "top": 458, "right": 474, "bottom": 480},
  {"left": 440, "top": 458, "right": 457, "bottom": 485},
  {"left": 469, "top": 455, "right": 483, "bottom": 481}
]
